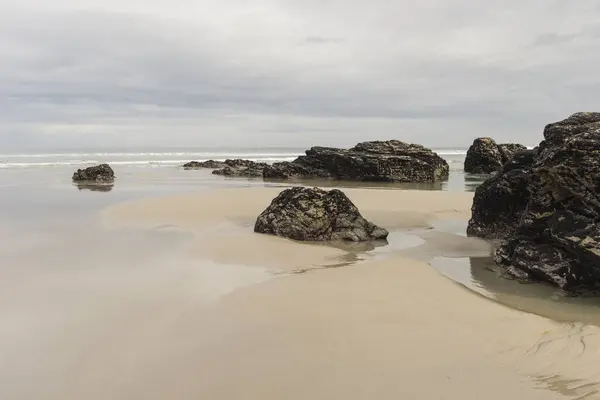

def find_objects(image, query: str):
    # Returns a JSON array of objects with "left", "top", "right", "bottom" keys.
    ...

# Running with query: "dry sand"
[{"left": 8, "top": 187, "right": 600, "bottom": 399}]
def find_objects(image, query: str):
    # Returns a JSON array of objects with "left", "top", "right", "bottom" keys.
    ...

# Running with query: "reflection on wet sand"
[
  {"left": 263, "top": 177, "right": 446, "bottom": 191},
  {"left": 75, "top": 183, "right": 114, "bottom": 192},
  {"left": 432, "top": 255, "right": 600, "bottom": 327}
]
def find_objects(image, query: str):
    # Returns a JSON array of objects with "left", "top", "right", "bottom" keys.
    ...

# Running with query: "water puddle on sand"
[
  {"left": 431, "top": 256, "right": 600, "bottom": 327},
  {"left": 387, "top": 218, "right": 600, "bottom": 327}
]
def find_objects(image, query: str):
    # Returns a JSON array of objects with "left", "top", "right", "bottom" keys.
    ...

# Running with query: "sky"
[{"left": 1, "top": 0, "right": 599, "bottom": 150}]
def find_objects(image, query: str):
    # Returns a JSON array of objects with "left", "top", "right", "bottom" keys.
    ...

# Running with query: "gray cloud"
[
  {"left": 304, "top": 36, "right": 344, "bottom": 44},
  {"left": 1, "top": 1, "right": 600, "bottom": 150}
]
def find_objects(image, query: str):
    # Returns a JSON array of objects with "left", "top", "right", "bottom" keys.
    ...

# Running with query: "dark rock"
[
  {"left": 499, "top": 143, "right": 528, "bottom": 162},
  {"left": 72, "top": 164, "right": 115, "bottom": 183},
  {"left": 464, "top": 138, "right": 526, "bottom": 174},
  {"left": 183, "top": 160, "right": 225, "bottom": 169},
  {"left": 467, "top": 150, "right": 536, "bottom": 239},
  {"left": 263, "top": 161, "right": 332, "bottom": 180},
  {"left": 469, "top": 112, "right": 600, "bottom": 292},
  {"left": 212, "top": 159, "right": 267, "bottom": 178},
  {"left": 263, "top": 140, "right": 449, "bottom": 183},
  {"left": 254, "top": 187, "right": 389, "bottom": 242},
  {"left": 224, "top": 159, "right": 256, "bottom": 168}
]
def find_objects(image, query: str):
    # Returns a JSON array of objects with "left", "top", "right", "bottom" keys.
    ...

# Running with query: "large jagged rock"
[
  {"left": 263, "top": 140, "right": 449, "bottom": 183},
  {"left": 183, "top": 160, "right": 226, "bottom": 169},
  {"left": 464, "top": 138, "right": 527, "bottom": 174},
  {"left": 254, "top": 187, "right": 389, "bottom": 242},
  {"left": 72, "top": 164, "right": 115, "bottom": 183},
  {"left": 212, "top": 159, "right": 268, "bottom": 178},
  {"left": 469, "top": 112, "right": 600, "bottom": 293}
]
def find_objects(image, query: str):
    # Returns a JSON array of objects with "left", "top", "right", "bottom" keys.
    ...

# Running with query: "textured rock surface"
[
  {"left": 464, "top": 138, "right": 526, "bottom": 174},
  {"left": 254, "top": 187, "right": 389, "bottom": 242},
  {"left": 72, "top": 164, "right": 115, "bottom": 183},
  {"left": 469, "top": 112, "right": 600, "bottom": 292},
  {"left": 264, "top": 140, "right": 449, "bottom": 183},
  {"left": 498, "top": 143, "right": 528, "bottom": 162},
  {"left": 466, "top": 150, "right": 536, "bottom": 239},
  {"left": 212, "top": 159, "right": 268, "bottom": 178},
  {"left": 183, "top": 160, "right": 226, "bottom": 169}
]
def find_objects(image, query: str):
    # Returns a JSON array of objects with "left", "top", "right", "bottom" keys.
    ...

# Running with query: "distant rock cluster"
[
  {"left": 184, "top": 140, "right": 449, "bottom": 183},
  {"left": 183, "top": 160, "right": 226, "bottom": 169},
  {"left": 468, "top": 112, "right": 600, "bottom": 293},
  {"left": 464, "top": 137, "right": 527, "bottom": 174},
  {"left": 265, "top": 141, "right": 449, "bottom": 182},
  {"left": 212, "top": 159, "right": 268, "bottom": 178}
]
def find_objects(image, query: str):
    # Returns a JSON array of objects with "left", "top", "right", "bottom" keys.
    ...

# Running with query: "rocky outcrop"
[
  {"left": 212, "top": 159, "right": 268, "bottom": 178},
  {"left": 468, "top": 112, "right": 600, "bottom": 293},
  {"left": 254, "top": 187, "right": 389, "bottom": 242},
  {"left": 72, "top": 164, "right": 115, "bottom": 183},
  {"left": 464, "top": 138, "right": 527, "bottom": 174},
  {"left": 183, "top": 160, "right": 226, "bottom": 169},
  {"left": 263, "top": 140, "right": 449, "bottom": 183}
]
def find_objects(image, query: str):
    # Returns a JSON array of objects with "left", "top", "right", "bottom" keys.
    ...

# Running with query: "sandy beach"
[
  {"left": 91, "top": 187, "right": 600, "bottom": 399},
  {"left": 3, "top": 186, "right": 600, "bottom": 399}
]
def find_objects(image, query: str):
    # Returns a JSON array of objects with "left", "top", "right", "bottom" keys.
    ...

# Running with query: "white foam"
[
  {"left": 0, "top": 148, "right": 478, "bottom": 169},
  {"left": 0, "top": 152, "right": 303, "bottom": 159},
  {"left": 0, "top": 157, "right": 299, "bottom": 169}
]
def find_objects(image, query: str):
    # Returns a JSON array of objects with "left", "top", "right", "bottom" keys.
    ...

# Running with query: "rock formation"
[
  {"left": 264, "top": 140, "right": 449, "bottom": 183},
  {"left": 466, "top": 150, "right": 536, "bottom": 239},
  {"left": 464, "top": 138, "right": 527, "bottom": 174},
  {"left": 212, "top": 159, "right": 268, "bottom": 178},
  {"left": 183, "top": 160, "right": 226, "bottom": 169},
  {"left": 254, "top": 187, "right": 389, "bottom": 242},
  {"left": 468, "top": 112, "right": 600, "bottom": 293},
  {"left": 72, "top": 164, "right": 115, "bottom": 183}
]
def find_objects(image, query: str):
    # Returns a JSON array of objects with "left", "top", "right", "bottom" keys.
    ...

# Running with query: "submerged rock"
[
  {"left": 72, "top": 164, "right": 115, "bottom": 183},
  {"left": 263, "top": 140, "right": 449, "bottom": 183},
  {"left": 464, "top": 138, "right": 526, "bottom": 174},
  {"left": 469, "top": 112, "right": 600, "bottom": 293},
  {"left": 183, "top": 160, "right": 226, "bottom": 169},
  {"left": 254, "top": 187, "right": 389, "bottom": 242},
  {"left": 212, "top": 159, "right": 267, "bottom": 178}
]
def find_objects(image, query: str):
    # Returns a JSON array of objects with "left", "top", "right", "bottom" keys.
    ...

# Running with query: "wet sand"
[
  {"left": 3, "top": 187, "right": 600, "bottom": 399},
  {"left": 99, "top": 187, "right": 600, "bottom": 399}
]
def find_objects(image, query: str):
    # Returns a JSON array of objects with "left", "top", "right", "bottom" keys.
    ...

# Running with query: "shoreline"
[{"left": 99, "top": 186, "right": 600, "bottom": 399}]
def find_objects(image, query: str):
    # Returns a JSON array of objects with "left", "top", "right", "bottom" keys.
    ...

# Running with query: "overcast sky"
[{"left": 0, "top": 0, "right": 598, "bottom": 150}]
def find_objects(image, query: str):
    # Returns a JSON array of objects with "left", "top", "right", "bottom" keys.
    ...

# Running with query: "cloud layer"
[{"left": 1, "top": 0, "right": 599, "bottom": 149}]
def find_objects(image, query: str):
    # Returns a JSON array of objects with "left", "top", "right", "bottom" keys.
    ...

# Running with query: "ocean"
[
  {"left": 0, "top": 147, "right": 475, "bottom": 192},
  {"left": 0, "top": 146, "right": 468, "bottom": 169}
]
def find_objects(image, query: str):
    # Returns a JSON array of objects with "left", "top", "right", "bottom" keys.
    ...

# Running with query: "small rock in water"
[
  {"left": 72, "top": 164, "right": 115, "bottom": 183},
  {"left": 254, "top": 186, "right": 389, "bottom": 242}
]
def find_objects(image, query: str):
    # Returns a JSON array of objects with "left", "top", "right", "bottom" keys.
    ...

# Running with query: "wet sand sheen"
[{"left": 98, "top": 187, "right": 600, "bottom": 399}]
